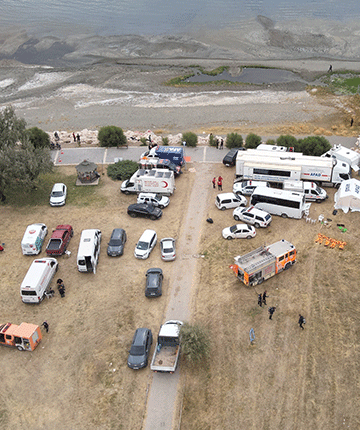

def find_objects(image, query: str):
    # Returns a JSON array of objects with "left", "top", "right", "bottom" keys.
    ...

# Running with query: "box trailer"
[
  {"left": 140, "top": 146, "right": 185, "bottom": 167},
  {"left": 236, "top": 150, "right": 350, "bottom": 187},
  {"left": 230, "top": 239, "right": 296, "bottom": 286},
  {"left": 0, "top": 322, "right": 42, "bottom": 351},
  {"left": 322, "top": 144, "right": 360, "bottom": 172}
]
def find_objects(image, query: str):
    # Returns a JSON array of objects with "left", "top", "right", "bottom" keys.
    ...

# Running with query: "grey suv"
[{"left": 127, "top": 328, "right": 153, "bottom": 370}]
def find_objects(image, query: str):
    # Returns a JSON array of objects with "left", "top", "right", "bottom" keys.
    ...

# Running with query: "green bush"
[
  {"left": 226, "top": 132, "right": 243, "bottom": 149},
  {"left": 276, "top": 135, "right": 299, "bottom": 150},
  {"left": 297, "top": 136, "right": 331, "bottom": 156},
  {"left": 182, "top": 132, "right": 197, "bottom": 147},
  {"left": 208, "top": 133, "right": 217, "bottom": 147},
  {"left": 139, "top": 137, "right": 147, "bottom": 146},
  {"left": 265, "top": 139, "right": 276, "bottom": 145},
  {"left": 162, "top": 136, "right": 169, "bottom": 145},
  {"left": 245, "top": 133, "right": 262, "bottom": 149},
  {"left": 98, "top": 126, "right": 127, "bottom": 147},
  {"left": 107, "top": 159, "right": 138, "bottom": 181},
  {"left": 180, "top": 322, "right": 210, "bottom": 364},
  {"left": 27, "top": 127, "right": 50, "bottom": 149}
]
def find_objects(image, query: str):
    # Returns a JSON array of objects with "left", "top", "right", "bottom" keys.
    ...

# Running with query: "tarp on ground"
[{"left": 334, "top": 178, "right": 360, "bottom": 213}]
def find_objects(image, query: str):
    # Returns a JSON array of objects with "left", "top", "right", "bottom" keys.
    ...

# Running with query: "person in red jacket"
[
  {"left": 212, "top": 177, "right": 216, "bottom": 188},
  {"left": 217, "top": 176, "right": 223, "bottom": 191}
]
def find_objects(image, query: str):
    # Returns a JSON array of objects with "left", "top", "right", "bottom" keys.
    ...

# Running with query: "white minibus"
[{"left": 250, "top": 187, "right": 311, "bottom": 219}]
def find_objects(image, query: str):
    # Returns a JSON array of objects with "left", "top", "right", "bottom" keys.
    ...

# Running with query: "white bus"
[{"left": 250, "top": 187, "right": 311, "bottom": 219}]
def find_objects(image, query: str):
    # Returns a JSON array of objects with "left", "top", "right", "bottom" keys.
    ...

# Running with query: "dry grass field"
[{"left": 1, "top": 162, "right": 360, "bottom": 430}]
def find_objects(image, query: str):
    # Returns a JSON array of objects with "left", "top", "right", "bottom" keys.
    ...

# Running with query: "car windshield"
[
  {"left": 163, "top": 245, "right": 174, "bottom": 253},
  {"left": 109, "top": 239, "right": 122, "bottom": 246},
  {"left": 130, "top": 345, "right": 145, "bottom": 356},
  {"left": 137, "top": 241, "right": 149, "bottom": 250},
  {"left": 229, "top": 225, "right": 238, "bottom": 233},
  {"left": 154, "top": 195, "right": 162, "bottom": 201},
  {"left": 51, "top": 191, "right": 63, "bottom": 197},
  {"left": 265, "top": 214, "right": 271, "bottom": 221}
]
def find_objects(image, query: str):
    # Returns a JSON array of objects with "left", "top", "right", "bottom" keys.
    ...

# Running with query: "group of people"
[
  {"left": 257, "top": 290, "right": 306, "bottom": 327},
  {"left": 212, "top": 176, "right": 223, "bottom": 190},
  {"left": 72, "top": 132, "right": 81, "bottom": 143}
]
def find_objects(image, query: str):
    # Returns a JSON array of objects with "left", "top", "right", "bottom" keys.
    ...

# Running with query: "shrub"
[
  {"left": 139, "top": 137, "right": 147, "bottom": 146},
  {"left": 98, "top": 126, "right": 127, "bottom": 147},
  {"left": 276, "top": 135, "right": 298, "bottom": 150},
  {"left": 265, "top": 139, "right": 276, "bottom": 145},
  {"left": 245, "top": 133, "right": 262, "bottom": 149},
  {"left": 180, "top": 322, "right": 210, "bottom": 364},
  {"left": 182, "top": 131, "right": 197, "bottom": 147},
  {"left": 27, "top": 127, "right": 50, "bottom": 149},
  {"left": 208, "top": 133, "right": 217, "bottom": 147},
  {"left": 162, "top": 136, "right": 169, "bottom": 145},
  {"left": 226, "top": 132, "right": 243, "bottom": 149},
  {"left": 297, "top": 136, "right": 331, "bottom": 156},
  {"left": 107, "top": 159, "right": 138, "bottom": 181}
]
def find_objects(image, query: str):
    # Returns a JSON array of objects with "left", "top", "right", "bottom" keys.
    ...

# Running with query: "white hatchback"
[
  {"left": 222, "top": 224, "right": 256, "bottom": 240},
  {"left": 233, "top": 206, "right": 272, "bottom": 228},
  {"left": 134, "top": 229, "right": 157, "bottom": 259},
  {"left": 215, "top": 193, "right": 247, "bottom": 211},
  {"left": 50, "top": 183, "right": 67, "bottom": 206}
]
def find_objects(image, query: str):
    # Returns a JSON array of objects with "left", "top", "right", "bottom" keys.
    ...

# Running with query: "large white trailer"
[
  {"left": 236, "top": 150, "right": 350, "bottom": 187},
  {"left": 322, "top": 144, "right": 360, "bottom": 172}
]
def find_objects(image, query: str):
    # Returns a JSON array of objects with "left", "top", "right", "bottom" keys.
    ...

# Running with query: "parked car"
[
  {"left": 107, "top": 228, "right": 127, "bottom": 257},
  {"left": 127, "top": 328, "right": 153, "bottom": 370},
  {"left": 127, "top": 203, "right": 162, "bottom": 220},
  {"left": 222, "top": 147, "right": 245, "bottom": 167},
  {"left": 215, "top": 193, "right": 247, "bottom": 210},
  {"left": 50, "top": 183, "right": 67, "bottom": 206},
  {"left": 145, "top": 268, "right": 163, "bottom": 297},
  {"left": 222, "top": 224, "right": 256, "bottom": 240},
  {"left": 233, "top": 206, "right": 272, "bottom": 228},
  {"left": 134, "top": 229, "right": 157, "bottom": 259},
  {"left": 160, "top": 238, "right": 176, "bottom": 261},
  {"left": 137, "top": 193, "right": 170, "bottom": 209},
  {"left": 233, "top": 180, "right": 269, "bottom": 196}
]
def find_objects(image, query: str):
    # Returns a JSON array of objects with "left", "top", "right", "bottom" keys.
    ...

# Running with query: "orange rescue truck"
[
  {"left": 0, "top": 322, "right": 42, "bottom": 351},
  {"left": 230, "top": 239, "right": 296, "bottom": 286}
]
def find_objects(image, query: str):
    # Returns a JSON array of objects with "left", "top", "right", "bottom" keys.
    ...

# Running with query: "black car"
[
  {"left": 107, "top": 228, "right": 127, "bottom": 257},
  {"left": 145, "top": 268, "right": 163, "bottom": 297},
  {"left": 127, "top": 203, "right": 162, "bottom": 220},
  {"left": 222, "top": 147, "right": 246, "bottom": 167},
  {"left": 127, "top": 328, "right": 153, "bottom": 370}
]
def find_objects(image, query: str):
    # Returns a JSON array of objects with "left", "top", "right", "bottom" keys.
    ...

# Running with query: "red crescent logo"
[
  {"left": 29, "top": 230, "right": 36, "bottom": 234},
  {"left": 161, "top": 181, "right": 168, "bottom": 188}
]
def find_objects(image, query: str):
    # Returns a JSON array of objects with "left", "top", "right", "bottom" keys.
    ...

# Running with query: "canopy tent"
[
  {"left": 334, "top": 178, "right": 360, "bottom": 213},
  {"left": 75, "top": 160, "right": 100, "bottom": 184}
]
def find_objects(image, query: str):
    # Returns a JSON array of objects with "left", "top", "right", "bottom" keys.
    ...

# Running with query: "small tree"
[
  {"left": 245, "top": 133, "right": 262, "bottom": 149},
  {"left": 180, "top": 322, "right": 210, "bottom": 364},
  {"left": 208, "top": 133, "right": 217, "bottom": 147},
  {"left": 226, "top": 132, "right": 243, "bottom": 149},
  {"left": 265, "top": 139, "right": 276, "bottom": 145},
  {"left": 98, "top": 126, "right": 127, "bottom": 147},
  {"left": 162, "top": 136, "right": 169, "bottom": 145},
  {"left": 297, "top": 136, "right": 331, "bottom": 156},
  {"left": 276, "top": 135, "right": 299, "bottom": 151},
  {"left": 107, "top": 159, "right": 138, "bottom": 181},
  {"left": 27, "top": 127, "right": 50, "bottom": 149},
  {"left": 182, "top": 132, "right": 197, "bottom": 147}
]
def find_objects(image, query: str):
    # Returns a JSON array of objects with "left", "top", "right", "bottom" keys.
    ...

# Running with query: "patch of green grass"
[{"left": 1, "top": 171, "right": 106, "bottom": 208}]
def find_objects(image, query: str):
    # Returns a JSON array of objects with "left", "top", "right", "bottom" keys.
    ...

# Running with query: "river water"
[{"left": 1, "top": 0, "right": 360, "bottom": 38}]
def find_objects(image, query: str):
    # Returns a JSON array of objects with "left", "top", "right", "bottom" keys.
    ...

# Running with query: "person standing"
[
  {"left": 76, "top": 133, "right": 81, "bottom": 143},
  {"left": 220, "top": 139, "right": 224, "bottom": 149},
  {"left": 268, "top": 306, "right": 276, "bottom": 320},
  {"left": 212, "top": 177, "right": 216, "bottom": 189},
  {"left": 72, "top": 132, "right": 76, "bottom": 142},
  {"left": 258, "top": 294, "right": 262, "bottom": 307},
  {"left": 217, "top": 176, "right": 223, "bottom": 191},
  {"left": 262, "top": 291, "right": 267, "bottom": 305},
  {"left": 216, "top": 138, "right": 219, "bottom": 149},
  {"left": 42, "top": 321, "right": 49, "bottom": 333},
  {"left": 350, "top": 118, "right": 354, "bottom": 127},
  {"left": 328, "top": 64, "right": 333, "bottom": 72},
  {"left": 298, "top": 314, "right": 305, "bottom": 330}
]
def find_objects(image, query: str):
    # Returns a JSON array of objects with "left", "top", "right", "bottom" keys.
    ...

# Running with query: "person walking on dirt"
[
  {"left": 42, "top": 321, "right": 49, "bottom": 333},
  {"left": 258, "top": 293, "right": 263, "bottom": 307},
  {"left": 298, "top": 314, "right": 305, "bottom": 330},
  {"left": 268, "top": 307, "right": 276, "bottom": 320},
  {"left": 212, "top": 177, "right": 216, "bottom": 189},
  {"left": 262, "top": 291, "right": 267, "bottom": 305}
]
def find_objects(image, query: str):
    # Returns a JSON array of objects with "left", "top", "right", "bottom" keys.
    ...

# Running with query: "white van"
[
  {"left": 77, "top": 229, "right": 102, "bottom": 273},
  {"left": 251, "top": 187, "right": 311, "bottom": 219},
  {"left": 283, "top": 180, "right": 327, "bottom": 202},
  {"left": 137, "top": 192, "right": 170, "bottom": 209},
  {"left": 233, "top": 180, "right": 269, "bottom": 196},
  {"left": 21, "top": 223, "right": 48, "bottom": 255},
  {"left": 215, "top": 193, "right": 247, "bottom": 210},
  {"left": 20, "top": 258, "right": 58, "bottom": 303}
]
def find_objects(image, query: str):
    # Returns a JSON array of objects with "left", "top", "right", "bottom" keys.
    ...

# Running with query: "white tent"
[{"left": 334, "top": 178, "right": 360, "bottom": 213}]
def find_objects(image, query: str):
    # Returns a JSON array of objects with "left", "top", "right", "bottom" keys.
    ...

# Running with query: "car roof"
[
  {"left": 245, "top": 206, "right": 269, "bottom": 215},
  {"left": 133, "top": 328, "right": 150, "bottom": 345},
  {"left": 111, "top": 228, "right": 125, "bottom": 238},
  {"left": 52, "top": 183, "right": 65, "bottom": 191},
  {"left": 139, "top": 229, "right": 156, "bottom": 241},
  {"left": 129, "top": 203, "right": 153, "bottom": 209}
]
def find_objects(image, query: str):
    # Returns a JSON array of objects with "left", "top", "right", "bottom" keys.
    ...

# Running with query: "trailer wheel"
[
  {"left": 281, "top": 213, "right": 288, "bottom": 218},
  {"left": 257, "top": 278, "right": 264, "bottom": 285},
  {"left": 17, "top": 345, "right": 24, "bottom": 351}
]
